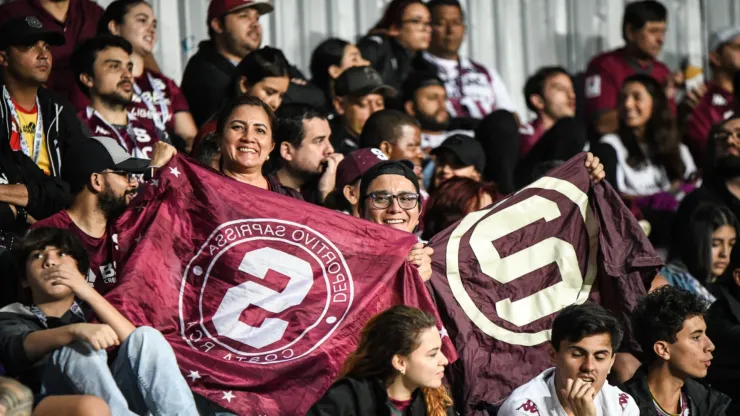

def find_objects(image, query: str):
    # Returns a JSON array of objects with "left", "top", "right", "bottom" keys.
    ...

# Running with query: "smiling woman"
[{"left": 213, "top": 95, "right": 303, "bottom": 199}]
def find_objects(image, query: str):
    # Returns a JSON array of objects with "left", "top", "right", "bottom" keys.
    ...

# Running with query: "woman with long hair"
[
  {"left": 97, "top": 0, "right": 198, "bottom": 151},
  {"left": 421, "top": 177, "right": 499, "bottom": 240},
  {"left": 310, "top": 38, "right": 370, "bottom": 110},
  {"left": 308, "top": 305, "right": 453, "bottom": 416},
  {"left": 357, "top": 0, "right": 432, "bottom": 91},
  {"left": 592, "top": 73, "right": 696, "bottom": 197},
  {"left": 661, "top": 203, "right": 738, "bottom": 302}
]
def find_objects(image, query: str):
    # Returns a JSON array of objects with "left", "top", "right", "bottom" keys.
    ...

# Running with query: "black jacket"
[
  {"left": 621, "top": 367, "right": 731, "bottom": 416},
  {"left": 0, "top": 84, "right": 89, "bottom": 178},
  {"left": 357, "top": 34, "right": 432, "bottom": 97},
  {"left": 307, "top": 377, "right": 455, "bottom": 416},
  {"left": 0, "top": 148, "right": 70, "bottom": 233},
  {"left": 181, "top": 40, "right": 236, "bottom": 128},
  {"left": 706, "top": 282, "right": 740, "bottom": 413}
]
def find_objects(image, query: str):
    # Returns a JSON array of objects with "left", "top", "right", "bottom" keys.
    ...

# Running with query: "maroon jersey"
[
  {"left": 79, "top": 107, "right": 162, "bottom": 159},
  {"left": 130, "top": 69, "right": 190, "bottom": 138},
  {"left": 427, "top": 154, "right": 662, "bottom": 414},
  {"left": 685, "top": 82, "right": 735, "bottom": 163},
  {"left": 585, "top": 48, "right": 671, "bottom": 120},
  {"left": 518, "top": 118, "right": 545, "bottom": 159},
  {"left": 32, "top": 210, "right": 119, "bottom": 294}
]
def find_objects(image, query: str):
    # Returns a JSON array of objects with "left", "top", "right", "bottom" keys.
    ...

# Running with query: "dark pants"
[{"left": 475, "top": 111, "right": 586, "bottom": 192}]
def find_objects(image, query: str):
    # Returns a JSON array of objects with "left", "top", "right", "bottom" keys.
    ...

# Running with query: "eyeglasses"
[
  {"left": 103, "top": 170, "right": 139, "bottom": 183},
  {"left": 365, "top": 192, "right": 420, "bottom": 210}
]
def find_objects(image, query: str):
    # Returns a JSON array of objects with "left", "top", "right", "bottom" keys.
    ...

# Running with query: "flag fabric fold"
[
  {"left": 105, "top": 155, "right": 457, "bottom": 415},
  {"left": 426, "top": 153, "right": 663, "bottom": 414}
]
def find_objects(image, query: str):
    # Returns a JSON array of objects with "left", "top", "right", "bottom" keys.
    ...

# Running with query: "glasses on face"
[
  {"left": 103, "top": 170, "right": 139, "bottom": 183},
  {"left": 401, "top": 18, "right": 432, "bottom": 29},
  {"left": 366, "top": 192, "right": 420, "bottom": 210}
]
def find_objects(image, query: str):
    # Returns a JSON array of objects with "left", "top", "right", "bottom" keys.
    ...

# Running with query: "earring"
[
  {"left": 266, "top": 155, "right": 270, "bottom": 160},
  {"left": 400, "top": 369, "right": 406, "bottom": 376}
]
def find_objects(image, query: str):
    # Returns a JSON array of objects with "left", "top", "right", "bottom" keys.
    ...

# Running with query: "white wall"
[{"left": 3, "top": 0, "right": 739, "bottom": 116}]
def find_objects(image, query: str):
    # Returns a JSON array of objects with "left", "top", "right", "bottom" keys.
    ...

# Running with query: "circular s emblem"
[
  {"left": 179, "top": 219, "right": 353, "bottom": 364},
  {"left": 25, "top": 17, "right": 42, "bottom": 28},
  {"left": 446, "top": 176, "right": 599, "bottom": 346}
]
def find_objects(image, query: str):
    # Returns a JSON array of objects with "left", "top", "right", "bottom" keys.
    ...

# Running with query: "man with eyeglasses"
[
  {"left": 421, "top": 0, "right": 516, "bottom": 120},
  {"left": 676, "top": 115, "right": 740, "bottom": 240},
  {"left": 31, "top": 136, "right": 176, "bottom": 294},
  {"left": 683, "top": 26, "right": 740, "bottom": 167}
]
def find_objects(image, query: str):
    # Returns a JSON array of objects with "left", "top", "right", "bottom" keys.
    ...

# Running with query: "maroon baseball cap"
[
  {"left": 207, "top": 0, "right": 274, "bottom": 23},
  {"left": 335, "top": 148, "right": 388, "bottom": 189}
]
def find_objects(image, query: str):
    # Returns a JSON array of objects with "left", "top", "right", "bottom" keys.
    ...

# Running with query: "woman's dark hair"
[
  {"left": 310, "top": 38, "right": 350, "bottom": 97},
  {"left": 632, "top": 286, "right": 708, "bottom": 365},
  {"left": 227, "top": 46, "right": 290, "bottom": 100},
  {"left": 15, "top": 228, "right": 90, "bottom": 276},
  {"left": 551, "top": 303, "right": 623, "bottom": 352},
  {"left": 618, "top": 73, "right": 686, "bottom": 181},
  {"left": 670, "top": 203, "right": 738, "bottom": 283},
  {"left": 97, "top": 0, "right": 149, "bottom": 35},
  {"left": 214, "top": 95, "right": 277, "bottom": 142},
  {"left": 422, "top": 177, "right": 499, "bottom": 240},
  {"left": 369, "top": 0, "right": 426, "bottom": 34},
  {"left": 340, "top": 305, "right": 452, "bottom": 416}
]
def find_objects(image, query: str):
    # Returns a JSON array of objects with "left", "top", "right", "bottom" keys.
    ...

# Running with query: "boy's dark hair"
[
  {"left": 551, "top": 303, "right": 623, "bottom": 352},
  {"left": 426, "top": 0, "right": 464, "bottom": 17},
  {"left": 15, "top": 228, "right": 90, "bottom": 277},
  {"left": 523, "top": 66, "right": 571, "bottom": 112},
  {"left": 632, "top": 286, "right": 708, "bottom": 364},
  {"left": 622, "top": 0, "right": 667, "bottom": 41},
  {"left": 71, "top": 35, "right": 133, "bottom": 97},
  {"left": 360, "top": 109, "right": 420, "bottom": 149}
]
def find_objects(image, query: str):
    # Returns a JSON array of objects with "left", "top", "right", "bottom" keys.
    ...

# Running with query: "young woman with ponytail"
[{"left": 307, "top": 305, "right": 454, "bottom": 416}]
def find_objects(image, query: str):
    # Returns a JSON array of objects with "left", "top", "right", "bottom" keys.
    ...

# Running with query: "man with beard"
[
  {"left": 675, "top": 115, "right": 740, "bottom": 235},
  {"left": 181, "top": 0, "right": 274, "bottom": 127},
  {"left": 72, "top": 35, "right": 165, "bottom": 160},
  {"left": 31, "top": 136, "right": 176, "bottom": 294},
  {"left": 272, "top": 104, "right": 343, "bottom": 205},
  {"left": 401, "top": 71, "right": 473, "bottom": 152}
]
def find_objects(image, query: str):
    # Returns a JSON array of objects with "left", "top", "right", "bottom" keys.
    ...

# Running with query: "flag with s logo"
[
  {"left": 105, "top": 155, "right": 457, "bottom": 415},
  {"left": 427, "top": 153, "right": 662, "bottom": 414}
]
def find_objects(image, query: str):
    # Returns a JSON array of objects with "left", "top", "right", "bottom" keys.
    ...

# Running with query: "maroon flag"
[
  {"left": 105, "top": 155, "right": 457, "bottom": 415},
  {"left": 427, "top": 153, "right": 662, "bottom": 414}
]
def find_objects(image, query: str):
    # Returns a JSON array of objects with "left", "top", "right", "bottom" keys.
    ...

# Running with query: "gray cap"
[
  {"left": 62, "top": 136, "right": 150, "bottom": 192},
  {"left": 710, "top": 25, "right": 740, "bottom": 51}
]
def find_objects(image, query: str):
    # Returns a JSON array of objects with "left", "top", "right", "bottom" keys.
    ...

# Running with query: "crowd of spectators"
[{"left": 0, "top": 0, "right": 740, "bottom": 414}]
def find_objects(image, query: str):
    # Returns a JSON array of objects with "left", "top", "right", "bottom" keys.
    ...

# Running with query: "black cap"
[
  {"left": 402, "top": 71, "right": 445, "bottom": 103},
  {"left": 432, "top": 134, "right": 486, "bottom": 173},
  {"left": 62, "top": 136, "right": 151, "bottom": 193},
  {"left": 334, "top": 66, "right": 396, "bottom": 98},
  {"left": 0, "top": 17, "right": 65, "bottom": 50}
]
